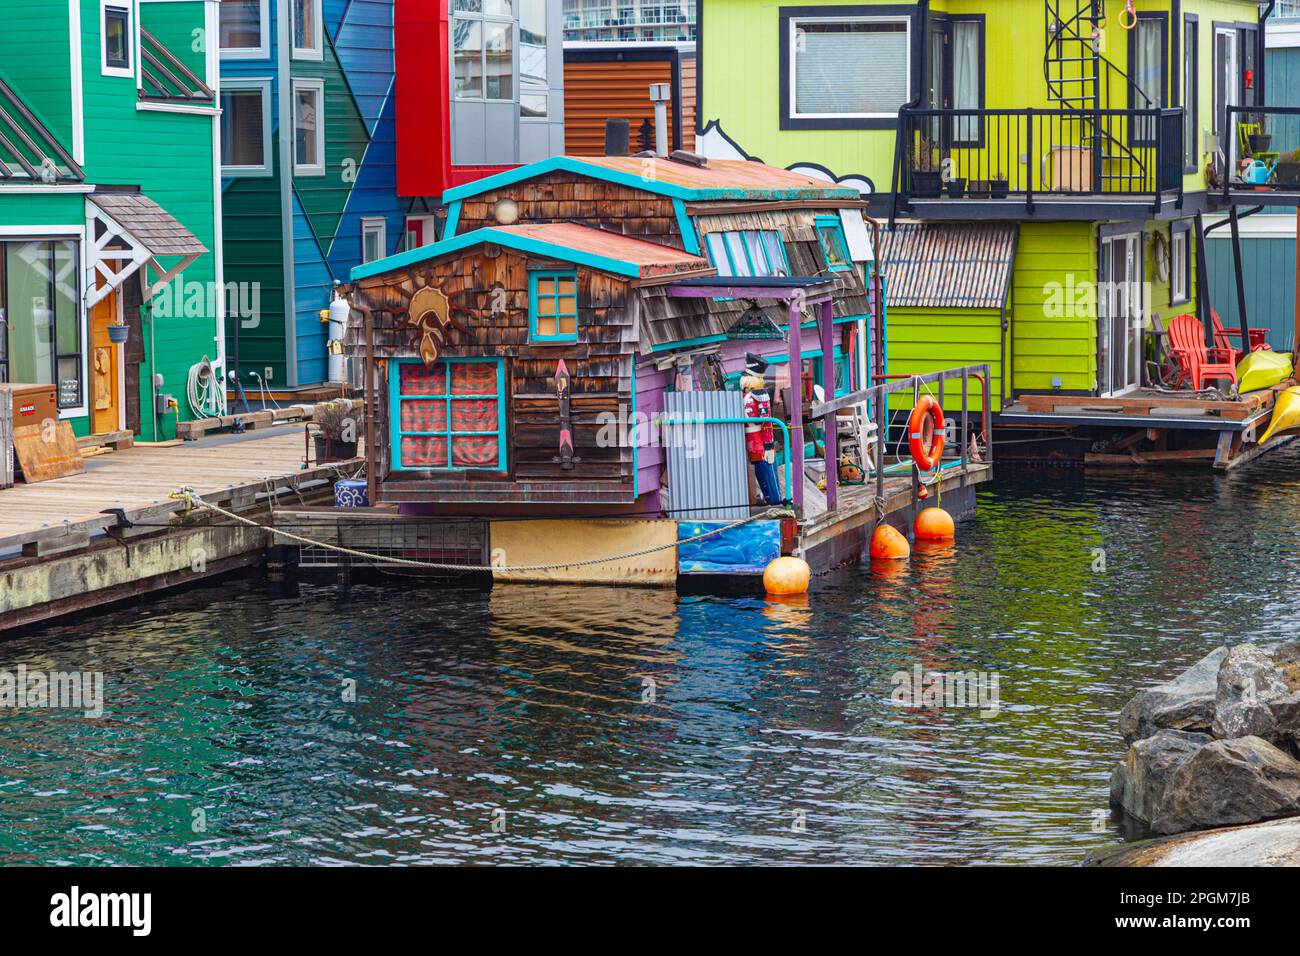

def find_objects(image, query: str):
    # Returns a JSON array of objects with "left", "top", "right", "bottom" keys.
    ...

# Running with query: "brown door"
[{"left": 89, "top": 286, "right": 122, "bottom": 434}]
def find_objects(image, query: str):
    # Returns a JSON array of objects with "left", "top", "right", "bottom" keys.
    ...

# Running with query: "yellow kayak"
[
  {"left": 1237, "top": 350, "right": 1293, "bottom": 394},
  {"left": 1259, "top": 385, "right": 1300, "bottom": 445}
]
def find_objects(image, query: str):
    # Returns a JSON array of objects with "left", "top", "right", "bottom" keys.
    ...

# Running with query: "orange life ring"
[{"left": 908, "top": 395, "right": 945, "bottom": 471}]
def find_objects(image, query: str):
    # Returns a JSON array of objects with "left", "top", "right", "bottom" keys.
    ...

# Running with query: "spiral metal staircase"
[{"left": 1043, "top": 0, "right": 1157, "bottom": 193}]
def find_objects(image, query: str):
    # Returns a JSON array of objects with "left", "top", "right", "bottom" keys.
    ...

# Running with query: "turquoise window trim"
[
  {"left": 673, "top": 199, "right": 701, "bottom": 256},
  {"left": 702, "top": 229, "right": 790, "bottom": 279},
  {"left": 648, "top": 312, "right": 868, "bottom": 353},
  {"left": 443, "top": 200, "right": 461, "bottom": 239},
  {"left": 528, "top": 269, "right": 579, "bottom": 342},
  {"left": 389, "top": 357, "right": 509, "bottom": 473},
  {"left": 814, "top": 215, "right": 852, "bottom": 273}
]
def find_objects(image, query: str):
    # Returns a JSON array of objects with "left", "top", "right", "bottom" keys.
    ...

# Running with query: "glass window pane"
[
  {"left": 105, "top": 8, "right": 130, "bottom": 68},
  {"left": 220, "top": 0, "right": 262, "bottom": 49},
  {"left": 453, "top": 0, "right": 482, "bottom": 10},
  {"left": 295, "top": 87, "right": 319, "bottom": 166},
  {"left": 952, "top": 21, "right": 980, "bottom": 142},
  {"left": 557, "top": 295, "right": 576, "bottom": 315},
  {"left": 794, "top": 21, "right": 908, "bottom": 115},
  {"left": 451, "top": 435, "right": 499, "bottom": 468},
  {"left": 520, "top": 0, "right": 547, "bottom": 117},
  {"left": 294, "top": 0, "right": 318, "bottom": 51},
  {"left": 451, "top": 361, "right": 498, "bottom": 394},
  {"left": 400, "top": 362, "right": 447, "bottom": 395},
  {"left": 761, "top": 232, "right": 786, "bottom": 275},
  {"left": 402, "top": 435, "right": 448, "bottom": 468},
  {"left": 705, "top": 233, "right": 731, "bottom": 276},
  {"left": 453, "top": 19, "right": 483, "bottom": 97},
  {"left": 724, "top": 233, "right": 750, "bottom": 276},
  {"left": 484, "top": 22, "right": 514, "bottom": 100},
  {"left": 221, "top": 89, "right": 265, "bottom": 167},
  {"left": 5, "top": 242, "right": 54, "bottom": 388}
]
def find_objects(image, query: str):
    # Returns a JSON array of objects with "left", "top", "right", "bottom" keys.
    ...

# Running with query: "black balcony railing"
[
  {"left": 894, "top": 106, "right": 1184, "bottom": 215},
  {"left": 1222, "top": 105, "right": 1300, "bottom": 200}
]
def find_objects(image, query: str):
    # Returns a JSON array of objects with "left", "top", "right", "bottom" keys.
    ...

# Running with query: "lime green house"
[
  {"left": 698, "top": 0, "right": 1288, "bottom": 413},
  {"left": 0, "top": 0, "right": 223, "bottom": 442}
]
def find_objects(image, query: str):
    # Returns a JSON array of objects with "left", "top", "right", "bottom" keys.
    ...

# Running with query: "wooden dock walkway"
[
  {"left": 0, "top": 427, "right": 361, "bottom": 631},
  {"left": 0, "top": 427, "right": 354, "bottom": 557}
]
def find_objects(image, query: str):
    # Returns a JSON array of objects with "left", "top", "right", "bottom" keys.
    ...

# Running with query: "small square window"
[
  {"left": 815, "top": 217, "right": 852, "bottom": 272},
  {"left": 530, "top": 270, "right": 579, "bottom": 341},
  {"left": 220, "top": 0, "right": 269, "bottom": 58},
  {"left": 103, "top": 4, "right": 132, "bottom": 75}
]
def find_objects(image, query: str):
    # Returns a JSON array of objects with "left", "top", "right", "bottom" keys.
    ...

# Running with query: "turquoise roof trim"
[
  {"left": 350, "top": 226, "right": 643, "bottom": 282},
  {"left": 440, "top": 156, "right": 857, "bottom": 204}
]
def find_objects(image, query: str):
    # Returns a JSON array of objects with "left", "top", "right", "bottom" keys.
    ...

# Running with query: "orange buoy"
[
  {"left": 914, "top": 507, "right": 955, "bottom": 542},
  {"left": 908, "top": 395, "right": 945, "bottom": 471},
  {"left": 869, "top": 523, "right": 911, "bottom": 560},
  {"left": 764, "top": 556, "right": 811, "bottom": 596}
]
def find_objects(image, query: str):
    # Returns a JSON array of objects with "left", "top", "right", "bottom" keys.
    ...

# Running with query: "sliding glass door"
[
  {"left": 1099, "top": 233, "right": 1144, "bottom": 396},
  {"left": 0, "top": 240, "right": 83, "bottom": 411}
]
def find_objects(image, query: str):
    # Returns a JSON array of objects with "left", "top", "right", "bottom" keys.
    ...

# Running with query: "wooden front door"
[{"left": 89, "top": 286, "right": 122, "bottom": 434}]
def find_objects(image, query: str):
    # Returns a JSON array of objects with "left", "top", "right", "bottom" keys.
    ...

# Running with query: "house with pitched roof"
[
  {"left": 333, "top": 152, "right": 974, "bottom": 580},
  {"left": 0, "top": 0, "right": 221, "bottom": 443}
]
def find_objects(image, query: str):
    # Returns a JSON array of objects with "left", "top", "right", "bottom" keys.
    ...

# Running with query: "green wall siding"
[
  {"left": 887, "top": 308, "right": 1006, "bottom": 412},
  {"left": 0, "top": 0, "right": 74, "bottom": 147},
  {"left": 81, "top": 0, "right": 218, "bottom": 440}
]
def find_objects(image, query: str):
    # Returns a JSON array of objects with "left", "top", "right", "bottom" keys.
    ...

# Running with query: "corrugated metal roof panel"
[{"left": 879, "top": 223, "right": 1018, "bottom": 310}]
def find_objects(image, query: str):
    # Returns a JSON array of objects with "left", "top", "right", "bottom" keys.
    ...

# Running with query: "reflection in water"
[{"left": 4, "top": 444, "right": 1300, "bottom": 864}]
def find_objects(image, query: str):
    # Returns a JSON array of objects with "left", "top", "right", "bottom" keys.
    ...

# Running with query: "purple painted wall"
[{"left": 632, "top": 324, "right": 852, "bottom": 506}]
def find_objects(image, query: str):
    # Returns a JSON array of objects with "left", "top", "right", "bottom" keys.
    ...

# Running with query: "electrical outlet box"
[
  {"left": 263, "top": 367, "right": 273, "bottom": 382},
  {"left": 155, "top": 393, "right": 174, "bottom": 414}
]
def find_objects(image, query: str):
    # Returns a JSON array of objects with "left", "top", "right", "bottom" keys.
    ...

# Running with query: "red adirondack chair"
[
  {"left": 1167, "top": 314, "right": 1238, "bottom": 390},
  {"left": 1211, "top": 308, "right": 1271, "bottom": 364}
]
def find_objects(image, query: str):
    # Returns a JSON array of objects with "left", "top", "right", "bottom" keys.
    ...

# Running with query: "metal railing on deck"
[
  {"left": 1222, "top": 105, "right": 1300, "bottom": 199},
  {"left": 809, "top": 365, "right": 992, "bottom": 520},
  {"left": 894, "top": 106, "right": 1183, "bottom": 214}
]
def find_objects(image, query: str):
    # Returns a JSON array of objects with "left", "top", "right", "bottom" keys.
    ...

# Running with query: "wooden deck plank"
[{"left": 0, "top": 426, "right": 361, "bottom": 549}]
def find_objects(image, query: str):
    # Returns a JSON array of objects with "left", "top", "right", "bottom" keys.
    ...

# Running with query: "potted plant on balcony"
[
  {"left": 312, "top": 400, "right": 359, "bottom": 463},
  {"left": 106, "top": 318, "right": 129, "bottom": 345},
  {"left": 989, "top": 173, "right": 1010, "bottom": 199},
  {"left": 946, "top": 174, "right": 968, "bottom": 199},
  {"left": 910, "top": 135, "right": 944, "bottom": 198},
  {"left": 1276, "top": 149, "right": 1300, "bottom": 189}
]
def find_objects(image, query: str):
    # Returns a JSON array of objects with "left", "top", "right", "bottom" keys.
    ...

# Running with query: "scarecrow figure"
[{"left": 742, "top": 353, "right": 781, "bottom": 505}]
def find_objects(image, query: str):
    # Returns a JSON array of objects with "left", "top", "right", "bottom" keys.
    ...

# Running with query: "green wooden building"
[
  {"left": 697, "top": 0, "right": 1290, "bottom": 414},
  {"left": 0, "top": 0, "right": 222, "bottom": 442}
]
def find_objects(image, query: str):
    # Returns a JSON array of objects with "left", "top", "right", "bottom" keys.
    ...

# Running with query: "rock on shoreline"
[{"left": 1110, "top": 641, "right": 1300, "bottom": 837}]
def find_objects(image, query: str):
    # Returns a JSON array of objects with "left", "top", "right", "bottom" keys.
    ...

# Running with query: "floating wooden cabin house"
[{"left": 332, "top": 154, "right": 992, "bottom": 585}]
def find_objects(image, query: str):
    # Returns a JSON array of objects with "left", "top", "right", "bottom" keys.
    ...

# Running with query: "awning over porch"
[
  {"left": 86, "top": 192, "right": 208, "bottom": 307},
  {"left": 879, "top": 222, "right": 1019, "bottom": 310}
]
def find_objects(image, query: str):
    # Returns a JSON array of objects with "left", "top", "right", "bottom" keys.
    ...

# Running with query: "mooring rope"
[{"left": 168, "top": 486, "right": 791, "bottom": 573}]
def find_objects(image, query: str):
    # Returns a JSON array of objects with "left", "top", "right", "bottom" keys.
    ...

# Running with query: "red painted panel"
[{"left": 395, "top": 0, "right": 451, "bottom": 197}]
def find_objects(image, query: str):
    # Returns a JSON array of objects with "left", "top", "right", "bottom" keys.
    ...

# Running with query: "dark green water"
[{"left": 4, "top": 445, "right": 1300, "bottom": 866}]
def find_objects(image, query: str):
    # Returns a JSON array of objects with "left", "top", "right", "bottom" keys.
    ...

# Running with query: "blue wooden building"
[{"left": 219, "top": 0, "right": 406, "bottom": 390}]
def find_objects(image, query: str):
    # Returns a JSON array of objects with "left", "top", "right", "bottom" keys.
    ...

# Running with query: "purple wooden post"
[
  {"left": 787, "top": 299, "right": 803, "bottom": 516},
  {"left": 820, "top": 298, "right": 837, "bottom": 513}
]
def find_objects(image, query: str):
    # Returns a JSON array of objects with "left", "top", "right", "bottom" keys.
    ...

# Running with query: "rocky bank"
[{"left": 1110, "top": 641, "right": 1300, "bottom": 836}]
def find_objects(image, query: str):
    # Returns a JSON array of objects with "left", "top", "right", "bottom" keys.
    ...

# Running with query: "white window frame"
[
  {"left": 361, "top": 218, "right": 388, "bottom": 264},
  {"left": 1171, "top": 227, "right": 1191, "bottom": 305},
  {"left": 452, "top": 11, "right": 517, "bottom": 102},
  {"left": 788, "top": 15, "right": 912, "bottom": 120},
  {"left": 292, "top": 0, "right": 324, "bottom": 62},
  {"left": 291, "top": 78, "right": 326, "bottom": 177},
  {"left": 219, "top": 0, "right": 270, "bottom": 60},
  {"left": 101, "top": 0, "right": 137, "bottom": 80},
  {"left": 404, "top": 215, "right": 437, "bottom": 251},
  {"left": 219, "top": 78, "right": 272, "bottom": 177}
]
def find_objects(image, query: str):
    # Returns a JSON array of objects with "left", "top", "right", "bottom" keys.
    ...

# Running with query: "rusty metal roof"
[
  {"left": 443, "top": 155, "right": 860, "bottom": 203},
  {"left": 88, "top": 192, "right": 208, "bottom": 257},
  {"left": 492, "top": 222, "right": 712, "bottom": 279},
  {"left": 353, "top": 221, "right": 712, "bottom": 283},
  {"left": 879, "top": 223, "right": 1018, "bottom": 310}
]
